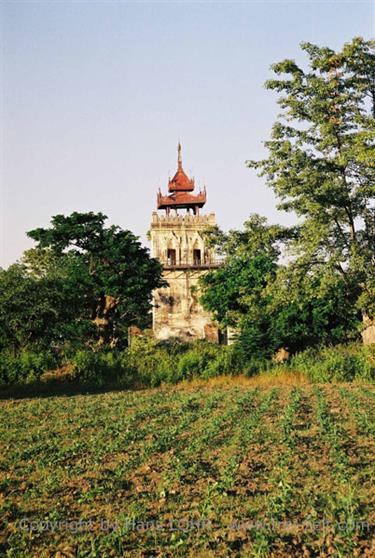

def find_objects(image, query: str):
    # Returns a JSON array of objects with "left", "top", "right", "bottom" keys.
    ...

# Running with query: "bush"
[
  {"left": 289, "top": 343, "right": 375, "bottom": 382},
  {"left": 2, "top": 338, "right": 373, "bottom": 392},
  {"left": 125, "top": 337, "right": 175, "bottom": 387},
  {"left": 71, "top": 349, "right": 124, "bottom": 387},
  {"left": 176, "top": 342, "right": 233, "bottom": 381},
  {"left": 242, "top": 357, "right": 273, "bottom": 377},
  {"left": 0, "top": 350, "right": 56, "bottom": 386},
  {"left": 177, "top": 343, "right": 214, "bottom": 381},
  {"left": 125, "top": 338, "right": 235, "bottom": 385}
]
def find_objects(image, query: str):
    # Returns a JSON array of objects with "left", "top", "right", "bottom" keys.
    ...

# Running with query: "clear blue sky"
[{"left": 1, "top": 1, "right": 373, "bottom": 267}]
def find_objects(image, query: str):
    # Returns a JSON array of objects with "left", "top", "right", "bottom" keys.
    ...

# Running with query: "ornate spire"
[
  {"left": 177, "top": 142, "right": 182, "bottom": 171},
  {"left": 157, "top": 144, "right": 207, "bottom": 214}
]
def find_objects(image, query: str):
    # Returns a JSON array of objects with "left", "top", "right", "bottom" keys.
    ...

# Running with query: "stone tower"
[{"left": 150, "top": 145, "right": 220, "bottom": 342}]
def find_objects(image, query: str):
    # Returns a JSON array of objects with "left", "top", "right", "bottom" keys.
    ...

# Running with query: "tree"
[
  {"left": 0, "top": 255, "right": 91, "bottom": 353},
  {"left": 200, "top": 214, "right": 289, "bottom": 327},
  {"left": 27, "top": 212, "right": 165, "bottom": 346},
  {"left": 264, "top": 262, "right": 360, "bottom": 353},
  {"left": 200, "top": 215, "right": 360, "bottom": 358},
  {"left": 247, "top": 37, "right": 375, "bottom": 327},
  {"left": 200, "top": 215, "right": 291, "bottom": 356}
]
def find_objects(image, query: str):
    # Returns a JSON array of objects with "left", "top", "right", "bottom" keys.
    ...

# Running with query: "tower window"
[
  {"left": 193, "top": 249, "right": 201, "bottom": 265},
  {"left": 167, "top": 249, "right": 176, "bottom": 266}
]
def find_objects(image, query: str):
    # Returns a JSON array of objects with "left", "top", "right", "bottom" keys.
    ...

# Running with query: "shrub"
[
  {"left": 243, "top": 357, "right": 273, "bottom": 377},
  {"left": 289, "top": 343, "right": 375, "bottom": 382},
  {"left": 202, "top": 345, "right": 244, "bottom": 379},
  {"left": 158, "top": 339, "right": 191, "bottom": 357},
  {"left": 71, "top": 349, "right": 124, "bottom": 387},
  {"left": 124, "top": 337, "right": 175, "bottom": 387},
  {"left": 2, "top": 338, "right": 373, "bottom": 392},
  {"left": 176, "top": 342, "right": 228, "bottom": 381},
  {"left": 0, "top": 350, "right": 56, "bottom": 386},
  {"left": 124, "top": 338, "right": 239, "bottom": 385}
]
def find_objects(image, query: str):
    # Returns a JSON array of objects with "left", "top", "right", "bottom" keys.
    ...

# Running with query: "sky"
[{"left": 1, "top": 0, "right": 373, "bottom": 267}]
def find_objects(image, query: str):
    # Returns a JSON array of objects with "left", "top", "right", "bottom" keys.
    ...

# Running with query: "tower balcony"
[
  {"left": 157, "top": 190, "right": 207, "bottom": 213},
  {"left": 162, "top": 260, "right": 224, "bottom": 270}
]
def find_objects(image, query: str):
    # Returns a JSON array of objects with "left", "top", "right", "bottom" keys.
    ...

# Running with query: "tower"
[{"left": 150, "top": 145, "right": 220, "bottom": 342}]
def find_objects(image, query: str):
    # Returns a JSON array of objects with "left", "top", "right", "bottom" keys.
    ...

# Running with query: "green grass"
[{"left": 0, "top": 382, "right": 374, "bottom": 557}]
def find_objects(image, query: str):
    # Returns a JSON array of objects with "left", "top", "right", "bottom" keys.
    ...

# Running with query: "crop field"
[{"left": 0, "top": 382, "right": 374, "bottom": 557}]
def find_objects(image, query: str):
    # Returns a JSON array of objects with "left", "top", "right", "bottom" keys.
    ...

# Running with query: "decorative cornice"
[{"left": 151, "top": 211, "right": 216, "bottom": 225}]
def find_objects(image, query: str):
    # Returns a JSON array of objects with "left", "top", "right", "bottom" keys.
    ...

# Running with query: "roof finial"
[{"left": 177, "top": 142, "right": 182, "bottom": 171}]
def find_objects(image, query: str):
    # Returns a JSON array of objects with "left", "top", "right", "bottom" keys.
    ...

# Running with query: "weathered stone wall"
[
  {"left": 150, "top": 212, "right": 217, "bottom": 266},
  {"left": 150, "top": 212, "right": 219, "bottom": 342},
  {"left": 152, "top": 269, "right": 218, "bottom": 341}
]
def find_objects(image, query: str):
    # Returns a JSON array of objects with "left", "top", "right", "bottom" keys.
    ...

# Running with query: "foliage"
[
  {"left": 125, "top": 337, "right": 176, "bottom": 387},
  {"left": 66, "top": 339, "right": 238, "bottom": 390},
  {"left": 200, "top": 38, "right": 373, "bottom": 357},
  {"left": 27, "top": 212, "right": 165, "bottom": 346},
  {"left": 264, "top": 262, "right": 361, "bottom": 352},
  {"left": 200, "top": 214, "right": 290, "bottom": 327},
  {"left": 200, "top": 215, "right": 289, "bottom": 357},
  {"left": 71, "top": 350, "right": 125, "bottom": 387},
  {"left": 2, "top": 337, "right": 374, "bottom": 390},
  {"left": 201, "top": 215, "right": 360, "bottom": 359},
  {"left": 277, "top": 343, "right": 375, "bottom": 382},
  {"left": 176, "top": 342, "right": 228, "bottom": 380},
  {"left": 0, "top": 257, "right": 93, "bottom": 353},
  {"left": 1, "top": 39, "right": 374, "bottom": 391},
  {"left": 125, "top": 338, "right": 237, "bottom": 385},
  {"left": 247, "top": 37, "right": 375, "bottom": 323},
  {"left": 0, "top": 349, "right": 56, "bottom": 386}
]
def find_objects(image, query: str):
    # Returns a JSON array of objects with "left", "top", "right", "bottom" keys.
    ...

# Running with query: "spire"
[
  {"left": 177, "top": 142, "right": 182, "bottom": 171},
  {"left": 157, "top": 144, "right": 207, "bottom": 213}
]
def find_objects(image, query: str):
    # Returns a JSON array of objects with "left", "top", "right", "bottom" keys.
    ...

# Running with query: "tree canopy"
[
  {"left": 200, "top": 215, "right": 359, "bottom": 358},
  {"left": 200, "top": 215, "right": 288, "bottom": 327},
  {"left": 200, "top": 38, "right": 373, "bottom": 357},
  {"left": 27, "top": 212, "right": 165, "bottom": 346},
  {"left": 247, "top": 37, "right": 374, "bottom": 321},
  {"left": 0, "top": 212, "right": 164, "bottom": 352}
]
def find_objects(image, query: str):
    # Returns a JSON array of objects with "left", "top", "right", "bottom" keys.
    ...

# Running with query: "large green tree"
[
  {"left": 263, "top": 261, "right": 360, "bottom": 353},
  {"left": 200, "top": 215, "right": 293, "bottom": 357},
  {"left": 200, "top": 215, "right": 358, "bottom": 358},
  {"left": 248, "top": 37, "right": 375, "bottom": 325},
  {"left": 27, "top": 212, "right": 164, "bottom": 346},
  {"left": 200, "top": 214, "right": 288, "bottom": 328},
  {"left": 0, "top": 253, "right": 91, "bottom": 353}
]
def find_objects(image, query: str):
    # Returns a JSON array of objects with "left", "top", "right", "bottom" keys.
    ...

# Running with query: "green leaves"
[
  {"left": 1, "top": 212, "right": 164, "bottom": 352},
  {"left": 0, "top": 259, "right": 91, "bottom": 352},
  {"left": 248, "top": 37, "right": 375, "bottom": 323},
  {"left": 199, "top": 215, "right": 282, "bottom": 329}
]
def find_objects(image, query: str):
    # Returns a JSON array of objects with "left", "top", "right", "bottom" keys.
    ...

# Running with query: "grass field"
[{"left": 1, "top": 379, "right": 374, "bottom": 557}]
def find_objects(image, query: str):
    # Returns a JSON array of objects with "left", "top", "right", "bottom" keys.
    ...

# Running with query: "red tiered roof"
[
  {"left": 157, "top": 190, "right": 206, "bottom": 210},
  {"left": 168, "top": 168, "right": 195, "bottom": 192},
  {"left": 157, "top": 144, "right": 207, "bottom": 214}
]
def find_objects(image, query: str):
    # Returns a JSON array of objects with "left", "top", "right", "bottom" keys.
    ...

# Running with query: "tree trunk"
[{"left": 92, "top": 294, "right": 119, "bottom": 345}]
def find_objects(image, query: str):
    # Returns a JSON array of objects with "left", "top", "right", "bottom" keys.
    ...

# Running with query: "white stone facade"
[{"left": 150, "top": 211, "right": 219, "bottom": 342}]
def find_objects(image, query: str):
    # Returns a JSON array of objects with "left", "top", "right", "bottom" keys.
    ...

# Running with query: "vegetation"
[
  {"left": 0, "top": 212, "right": 164, "bottom": 355},
  {"left": 0, "top": 339, "right": 373, "bottom": 391},
  {"left": 1, "top": 383, "right": 374, "bottom": 557},
  {"left": 248, "top": 37, "right": 374, "bottom": 323},
  {"left": 200, "top": 215, "right": 360, "bottom": 360},
  {"left": 0, "top": 38, "right": 373, "bottom": 390},
  {"left": 0, "top": 36, "right": 374, "bottom": 558},
  {"left": 201, "top": 37, "right": 374, "bottom": 359}
]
